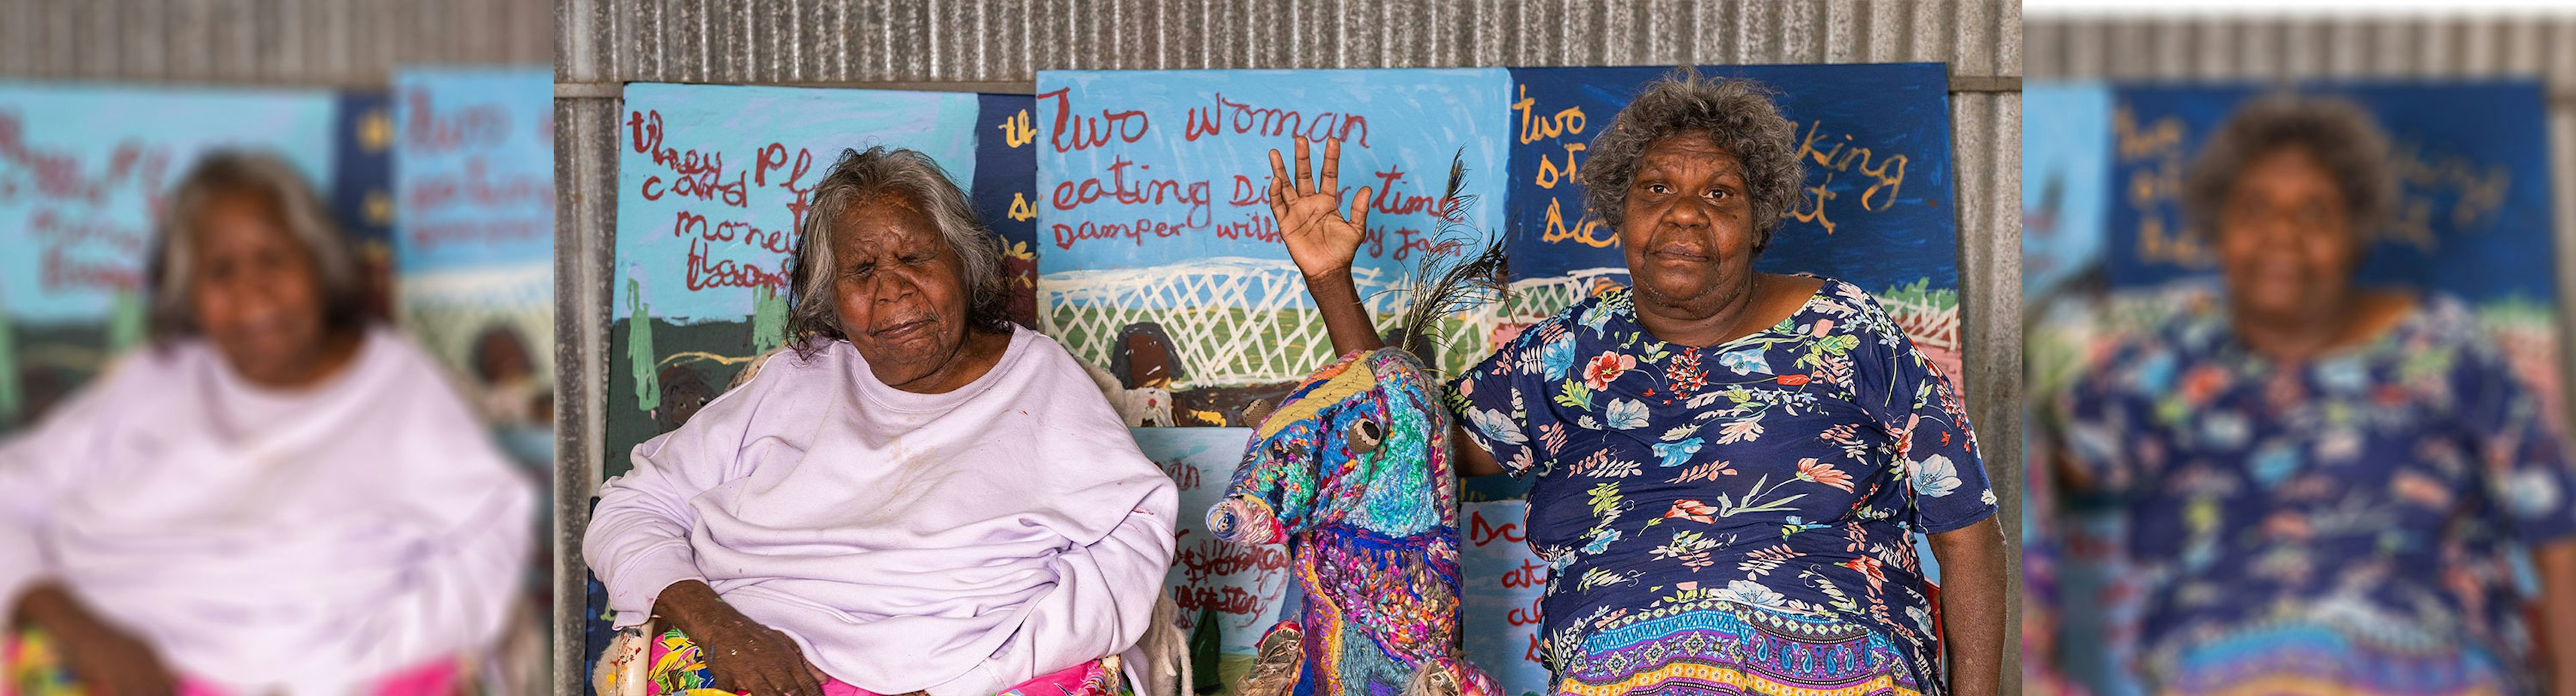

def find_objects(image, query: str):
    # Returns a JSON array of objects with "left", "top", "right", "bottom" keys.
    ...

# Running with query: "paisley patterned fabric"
[{"left": 1556, "top": 601, "right": 1923, "bottom": 696}]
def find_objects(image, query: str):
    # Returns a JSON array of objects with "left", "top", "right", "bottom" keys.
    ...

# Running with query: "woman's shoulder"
[
  {"left": 1008, "top": 326, "right": 1141, "bottom": 401},
  {"left": 727, "top": 338, "right": 853, "bottom": 399},
  {"left": 1556, "top": 285, "right": 1625, "bottom": 323},
  {"left": 43, "top": 338, "right": 211, "bottom": 421},
  {"left": 2397, "top": 291, "right": 2482, "bottom": 342},
  {"left": 2389, "top": 290, "right": 2512, "bottom": 364},
  {"left": 1795, "top": 277, "right": 1910, "bottom": 342}
]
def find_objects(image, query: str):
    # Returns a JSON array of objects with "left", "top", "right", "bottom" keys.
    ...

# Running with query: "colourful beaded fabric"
[{"left": 1208, "top": 348, "right": 1499, "bottom": 696}]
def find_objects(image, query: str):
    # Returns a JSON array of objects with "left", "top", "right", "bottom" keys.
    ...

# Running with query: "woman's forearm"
[
  {"left": 11, "top": 581, "right": 82, "bottom": 630},
  {"left": 1303, "top": 270, "right": 1385, "bottom": 356},
  {"left": 2536, "top": 540, "right": 2576, "bottom": 695},
  {"left": 1926, "top": 518, "right": 2005, "bottom": 696}
]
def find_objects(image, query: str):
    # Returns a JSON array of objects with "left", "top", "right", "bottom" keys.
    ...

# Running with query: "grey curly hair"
[
  {"left": 2183, "top": 92, "right": 2396, "bottom": 242},
  {"left": 785, "top": 146, "right": 1008, "bottom": 354},
  {"left": 1579, "top": 68, "right": 1806, "bottom": 252},
  {"left": 147, "top": 149, "right": 364, "bottom": 344}
]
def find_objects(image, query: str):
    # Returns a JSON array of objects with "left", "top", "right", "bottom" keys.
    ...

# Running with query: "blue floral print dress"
[
  {"left": 1447, "top": 278, "right": 1996, "bottom": 696},
  {"left": 2060, "top": 284, "right": 2576, "bottom": 695}
]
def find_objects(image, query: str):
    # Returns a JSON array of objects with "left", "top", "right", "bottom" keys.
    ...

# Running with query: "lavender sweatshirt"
[
  {"left": 0, "top": 328, "right": 535, "bottom": 695},
  {"left": 585, "top": 327, "right": 1177, "bottom": 696}
]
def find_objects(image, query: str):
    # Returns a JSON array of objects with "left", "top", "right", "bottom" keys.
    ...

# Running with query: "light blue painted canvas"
[
  {"left": 2021, "top": 82, "right": 2111, "bottom": 299},
  {"left": 0, "top": 83, "right": 336, "bottom": 323},
  {"left": 1032, "top": 68, "right": 1510, "bottom": 308},
  {"left": 612, "top": 83, "right": 981, "bottom": 324},
  {"left": 393, "top": 67, "right": 555, "bottom": 275}
]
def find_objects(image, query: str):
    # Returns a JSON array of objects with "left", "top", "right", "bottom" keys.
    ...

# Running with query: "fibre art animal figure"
[
  {"left": 1206, "top": 346, "right": 1500, "bottom": 696},
  {"left": 1205, "top": 153, "right": 1507, "bottom": 696}
]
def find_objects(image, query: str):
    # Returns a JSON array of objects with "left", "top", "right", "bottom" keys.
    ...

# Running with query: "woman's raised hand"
[{"left": 1268, "top": 136, "right": 1372, "bottom": 281}]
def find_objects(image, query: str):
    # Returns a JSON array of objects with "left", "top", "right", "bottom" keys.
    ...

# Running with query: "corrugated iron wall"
[
  {"left": 0, "top": 0, "right": 552, "bottom": 85},
  {"left": 555, "top": 1, "right": 2023, "bottom": 693}
]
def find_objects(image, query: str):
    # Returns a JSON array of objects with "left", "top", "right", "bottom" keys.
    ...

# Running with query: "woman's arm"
[
  {"left": 1267, "top": 136, "right": 1505, "bottom": 478},
  {"left": 1268, "top": 135, "right": 1381, "bottom": 357},
  {"left": 586, "top": 359, "right": 826, "bottom": 695},
  {"left": 0, "top": 371, "right": 178, "bottom": 696},
  {"left": 651, "top": 580, "right": 828, "bottom": 696},
  {"left": 2536, "top": 540, "right": 2576, "bottom": 696},
  {"left": 11, "top": 582, "right": 178, "bottom": 696},
  {"left": 1926, "top": 517, "right": 2005, "bottom": 696}
]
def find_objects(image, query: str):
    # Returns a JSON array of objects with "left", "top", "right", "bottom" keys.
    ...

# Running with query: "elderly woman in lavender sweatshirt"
[
  {"left": 584, "top": 147, "right": 1179, "bottom": 696},
  {"left": 2, "top": 150, "right": 532, "bottom": 696}
]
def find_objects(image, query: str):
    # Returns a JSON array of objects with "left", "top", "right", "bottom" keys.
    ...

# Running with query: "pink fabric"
[
  {"left": 7, "top": 633, "right": 459, "bottom": 696},
  {"left": 177, "top": 662, "right": 456, "bottom": 696},
  {"left": 828, "top": 660, "right": 1099, "bottom": 696}
]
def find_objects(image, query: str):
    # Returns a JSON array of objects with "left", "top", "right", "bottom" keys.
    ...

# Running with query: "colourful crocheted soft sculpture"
[{"left": 1207, "top": 346, "right": 1499, "bottom": 696}]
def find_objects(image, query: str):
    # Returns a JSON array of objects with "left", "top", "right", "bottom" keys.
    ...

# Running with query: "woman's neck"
[
  {"left": 2229, "top": 289, "right": 2410, "bottom": 362},
  {"left": 246, "top": 326, "right": 367, "bottom": 391},
  {"left": 888, "top": 326, "right": 1013, "bottom": 395},
  {"left": 1634, "top": 273, "right": 1818, "bottom": 348}
]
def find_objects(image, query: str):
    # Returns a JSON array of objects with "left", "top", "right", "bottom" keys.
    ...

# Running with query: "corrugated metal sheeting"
[
  {"left": 0, "top": 0, "right": 552, "bottom": 85},
  {"left": 554, "top": 1, "right": 2023, "bottom": 693}
]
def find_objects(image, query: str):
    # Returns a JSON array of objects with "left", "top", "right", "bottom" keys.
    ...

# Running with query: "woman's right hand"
[
  {"left": 653, "top": 581, "right": 828, "bottom": 696},
  {"left": 13, "top": 582, "right": 178, "bottom": 696},
  {"left": 1267, "top": 136, "right": 1372, "bottom": 282}
]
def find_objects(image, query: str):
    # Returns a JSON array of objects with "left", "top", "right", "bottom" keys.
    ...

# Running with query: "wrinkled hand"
[
  {"left": 655, "top": 581, "right": 826, "bottom": 696},
  {"left": 1267, "top": 136, "right": 1372, "bottom": 281},
  {"left": 15, "top": 583, "right": 177, "bottom": 696}
]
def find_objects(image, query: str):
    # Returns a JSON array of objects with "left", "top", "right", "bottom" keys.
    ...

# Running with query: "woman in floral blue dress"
[
  {"left": 1262, "top": 70, "right": 2005, "bottom": 696},
  {"left": 2056, "top": 95, "right": 2576, "bottom": 694}
]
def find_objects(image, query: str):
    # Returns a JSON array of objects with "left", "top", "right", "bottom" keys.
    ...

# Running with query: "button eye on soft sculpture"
[{"left": 1348, "top": 419, "right": 1385, "bottom": 455}]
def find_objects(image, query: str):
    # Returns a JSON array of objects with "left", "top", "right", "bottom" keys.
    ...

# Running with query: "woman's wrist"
[
  {"left": 11, "top": 581, "right": 85, "bottom": 632},
  {"left": 1301, "top": 266, "right": 1357, "bottom": 293},
  {"left": 651, "top": 579, "right": 728, "bottom": 634}
]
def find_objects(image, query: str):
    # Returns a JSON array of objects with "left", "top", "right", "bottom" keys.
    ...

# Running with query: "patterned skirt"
[
  {"left": 594, "top": 627, "right": 1126, "bottom": 696},
  {"left": 2149, "top": 621, "right": 2515, "bottom": 696},
  {"left": 1552, "top": 601, "right": 1925, "bottom": 696}
]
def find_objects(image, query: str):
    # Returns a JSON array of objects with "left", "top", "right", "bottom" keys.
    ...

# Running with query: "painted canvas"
[
  {"left": 394, "top": 67, "right": 557, "bottom": 459},
  {"left": 1031, "top": 68, "right": 1513, "bottom": 428}
]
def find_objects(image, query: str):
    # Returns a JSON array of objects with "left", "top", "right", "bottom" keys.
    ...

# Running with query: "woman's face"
[
  {"left": 187, "top": 191, "right": 333, "bottom": 387},
  {"left": 828, "top": 197, "right": 977, "bottom": 391},
  {"left": 2215, "top": 146, "right": 2358, "bottom": 319},
  {"left": 1619, "top": 134, "right": 1761, "bottom": 315}
]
